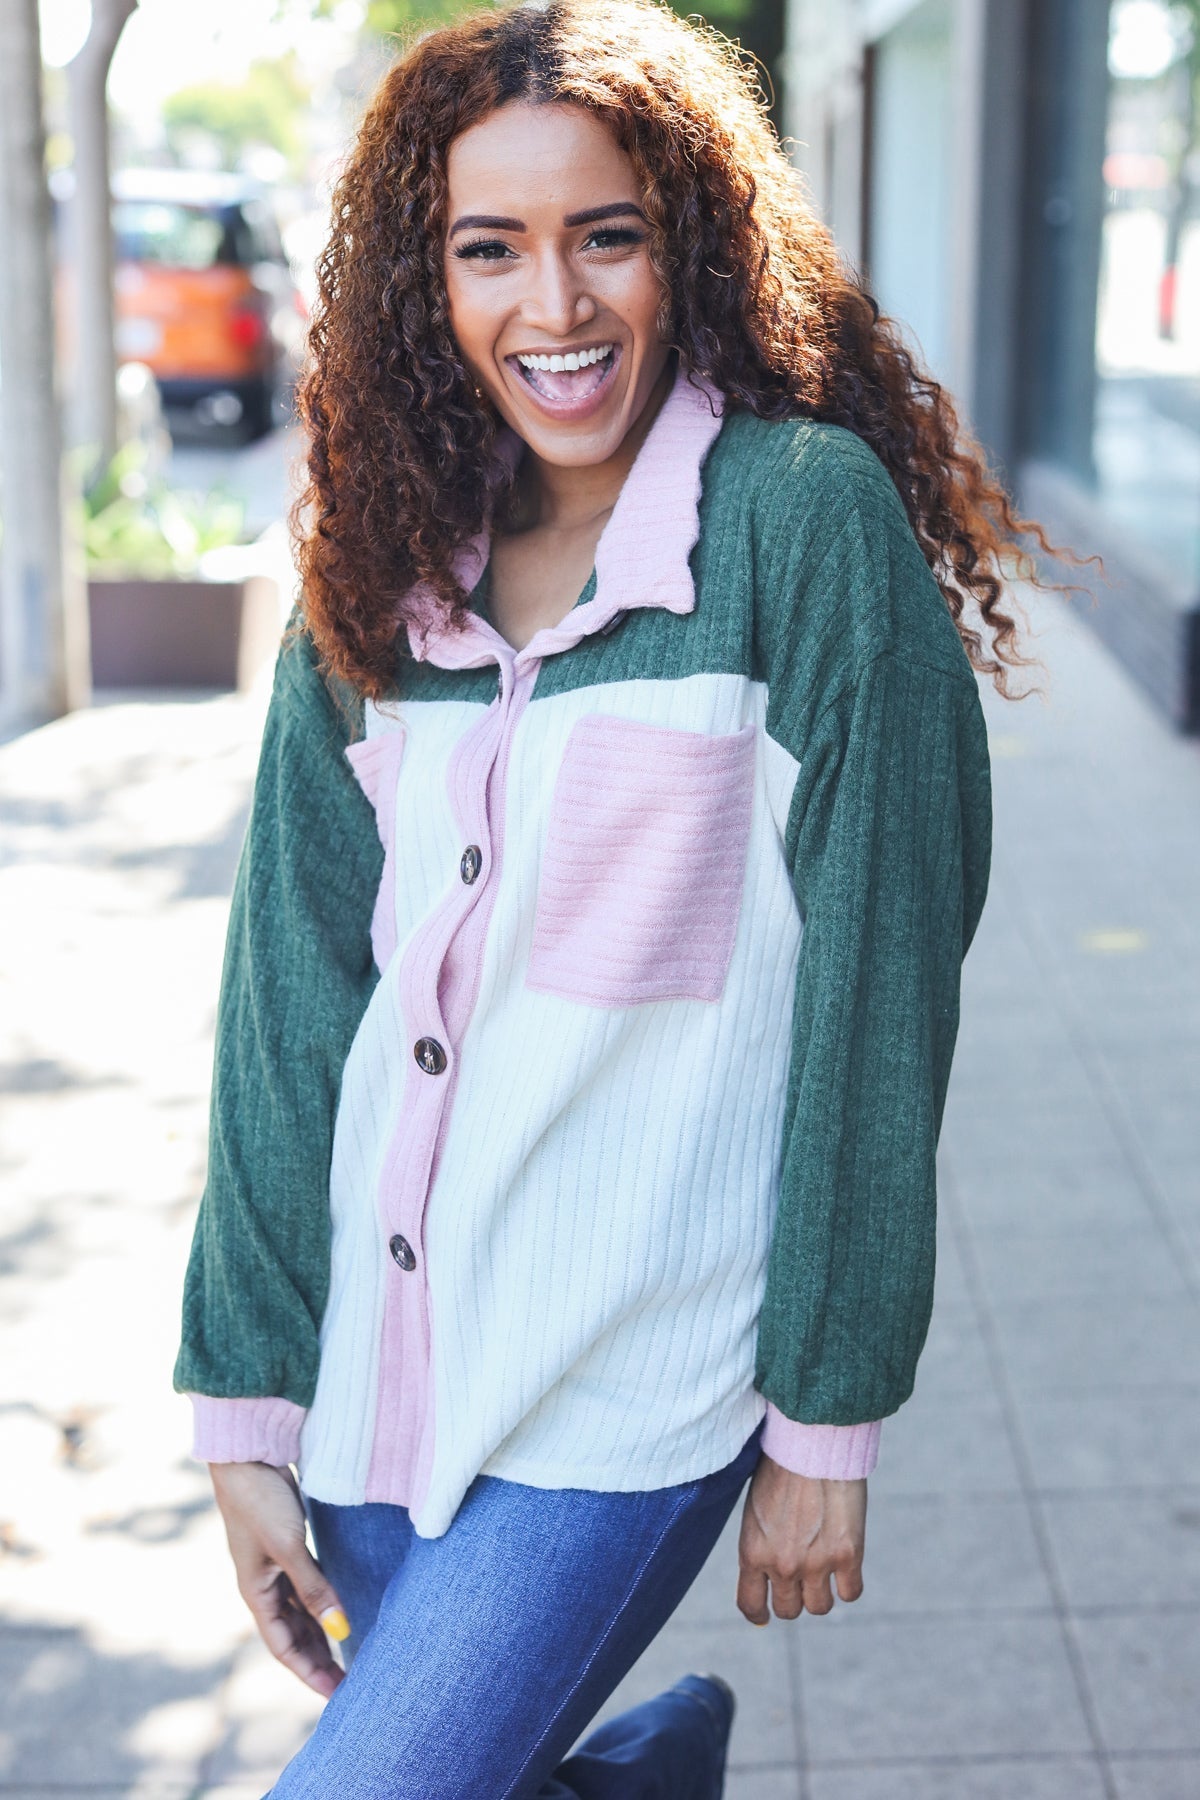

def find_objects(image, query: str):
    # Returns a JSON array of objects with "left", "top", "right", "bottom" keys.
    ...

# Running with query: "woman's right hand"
[{"left": 208, "top": 1460, "right": 349, "bottom": 1697}]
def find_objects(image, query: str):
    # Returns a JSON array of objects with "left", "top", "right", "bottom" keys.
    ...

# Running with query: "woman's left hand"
[{"left": 736, "top": 1454, "right": 867, "bottom": 1622}]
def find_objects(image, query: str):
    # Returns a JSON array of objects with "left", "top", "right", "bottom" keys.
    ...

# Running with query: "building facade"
[{"left": 784, "top": 0, "right": 1200, "bottom": 730}]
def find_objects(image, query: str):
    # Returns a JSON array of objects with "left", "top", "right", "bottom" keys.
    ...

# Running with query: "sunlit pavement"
[{"left": 1, "top": 589, "right": 1198, "bottom": 1799}]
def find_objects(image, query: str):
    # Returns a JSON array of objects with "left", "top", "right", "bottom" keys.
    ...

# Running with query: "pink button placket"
[{"left": 358, "top": 617, "right": 538, "bottom": 1512}]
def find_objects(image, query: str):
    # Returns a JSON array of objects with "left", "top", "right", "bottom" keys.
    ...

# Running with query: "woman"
[{"left": 174, "top": 2, "right": 1042, "bottom": 1793}]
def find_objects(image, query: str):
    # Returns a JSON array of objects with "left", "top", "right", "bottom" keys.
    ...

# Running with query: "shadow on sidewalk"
[{"left": 0, "top": 1621, "right": 233, "bottom": 1791}]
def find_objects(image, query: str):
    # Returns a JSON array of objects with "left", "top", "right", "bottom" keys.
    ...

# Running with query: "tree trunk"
[
  {"left": 67, "top": 0, "right": 139, "bottom": 476},
  {"left": 0, "top": 0, "right": 88, "bottom": 724}
]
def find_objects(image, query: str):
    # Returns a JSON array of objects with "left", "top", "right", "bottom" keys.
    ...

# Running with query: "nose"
[{"left": 522, "top": 246, "right": 597, "bottom": 337}]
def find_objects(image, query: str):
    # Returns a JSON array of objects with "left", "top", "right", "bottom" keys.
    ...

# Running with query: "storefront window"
[{"left": 1094, "top": 0, "right": 1200, "bottom": 588}]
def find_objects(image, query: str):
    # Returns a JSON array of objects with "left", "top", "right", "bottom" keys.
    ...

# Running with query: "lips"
[{"left": 508, "top": 342, "right": 618, "bottom": 409}]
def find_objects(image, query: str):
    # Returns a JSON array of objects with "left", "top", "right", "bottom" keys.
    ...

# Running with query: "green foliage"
[
  {"left": 79, "top": 444, "right": 246, "bottom": 579},
  {"left": 162, "top": 55, "right": 310, "bottom": 175},
  {"left": 361, "top": 0, "right": 758, "bottom": 41},
  {"left": 364, "top": 0, "right": 475, "bottom": 34},
  {"left": 675, "top": 0, "right": 759, "bottom": 27}
]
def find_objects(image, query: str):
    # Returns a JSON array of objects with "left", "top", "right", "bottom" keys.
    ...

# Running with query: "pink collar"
[{"left": 406, "top": 365, "right": 725, "bottom": 672}]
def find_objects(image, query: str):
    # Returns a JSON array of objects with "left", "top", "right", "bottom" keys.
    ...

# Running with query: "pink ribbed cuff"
[
  {"left": 189, "top": 1394, "right": 306, "bottom": 1466},
  {"left": 761, "top": 1404, "right": 881, "bottom": 1479}
]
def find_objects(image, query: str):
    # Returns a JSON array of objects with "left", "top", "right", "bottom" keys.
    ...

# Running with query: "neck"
[{"left": 515, "top": 358, "right": 674, "bottom": 533}]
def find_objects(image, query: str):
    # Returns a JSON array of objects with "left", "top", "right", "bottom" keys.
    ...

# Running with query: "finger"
[
  {"left": 276, "top": 1539, "right": 350, "bottom": 1644},
  {"left": 274, "top": 1598, "right": 346, "bottom": 1698},
  {"left": 252, "top": 1576, "right": 345, "bottom": 1697},
  {"left": 768, "top": 1571, "right": 805, "bottom": 1621},
  {"left": 801, "top": 1567, "right": 835, "bottom": 1616},
  {"left": 736, "top": 1563, "right": 771, "bottom": 1626},
  {"left": 833, "top": 1556, "right": 865, "bottom": 1604}
]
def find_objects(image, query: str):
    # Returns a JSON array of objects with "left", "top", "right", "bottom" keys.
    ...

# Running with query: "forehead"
[{"left": 446, "top": 101, "right": 639, "bottom": 209}]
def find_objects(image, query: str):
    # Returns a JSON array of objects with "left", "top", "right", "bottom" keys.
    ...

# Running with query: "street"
[
  {"left": 167, "top": 416, "right": 303, "bottom": 546},
  {"left": 1, "top": 432, "right": 1199, "bottom": 1797}
]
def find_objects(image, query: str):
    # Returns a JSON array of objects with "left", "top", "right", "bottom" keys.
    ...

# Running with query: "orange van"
[{"left": 111, "top": 169, "right": 305, "bottom": 438}]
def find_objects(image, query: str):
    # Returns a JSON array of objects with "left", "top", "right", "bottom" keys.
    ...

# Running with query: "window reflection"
[{"left": 1094, "top": 0, "right": 1200, "bottom": 587}]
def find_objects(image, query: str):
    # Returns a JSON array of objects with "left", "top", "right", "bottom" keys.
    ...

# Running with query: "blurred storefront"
[{"left": 785, "top": 0, "right": 1200, "bottom": 731}]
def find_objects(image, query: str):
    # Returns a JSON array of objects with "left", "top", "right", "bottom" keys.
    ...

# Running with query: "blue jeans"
[{"left": 267, "top": 1424, "right": 763, "bottom": 1799}]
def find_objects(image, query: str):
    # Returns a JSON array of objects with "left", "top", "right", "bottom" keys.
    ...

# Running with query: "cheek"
[
  {"left": 611, "top": 259, "right": 668, "bottom": 345},
  {"left": 443, "top": 266, "right": 479, "bottom": 352},
  {"left": 444, "top": 296, "right": 505, "bottom": 396}
]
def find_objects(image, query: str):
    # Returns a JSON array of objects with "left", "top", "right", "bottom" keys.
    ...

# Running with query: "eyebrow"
[
  {"left": 448, "top": 201, "right": 647, "bottom": 238},
  {"left": 448, "top": 214, "right": 524, "bottom": 237},
  {"left": 563, "top": 202, "right": 647, "bottom": 227}
]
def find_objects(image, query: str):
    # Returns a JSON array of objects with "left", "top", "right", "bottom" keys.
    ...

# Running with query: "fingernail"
[
  {"left": 321, "top": 1606, "right": 351, "bottom": 1642},
  {"left": 753, "top": 1619, "right": 769, "bottom": 1628}
]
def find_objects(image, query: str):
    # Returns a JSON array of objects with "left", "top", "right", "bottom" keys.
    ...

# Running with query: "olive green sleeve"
[
  {"left": 755, "top": 650, "right": 991, "bottom": 1424},
  {"left": 173, "top": 627, "right": 381, "bottom": 1413},
  {"left": 751, "top": 427, "right": 992, "bottom": 1425}
]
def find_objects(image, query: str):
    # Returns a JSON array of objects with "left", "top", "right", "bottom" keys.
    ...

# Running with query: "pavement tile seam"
[
  {"left": 991, "top": 1380, "right": 1200, "bottom": 1398},
  {"left": 725, "top": 1763, "right": 800, "bottom": 1773},
  {"left": 760, "top": 1601, "right": 1200, "bottom": 1626},
  {"left": 803, "top": 1751, "right": 1110, "bottom": 1768},
  {"left": 1001, "top": 890, "right": 1200, "bottom": 1306},
  {"left": 1030, "top": 1478, "right": 1200, "bottom": 1494},
  {"left": 782, "top": 1614, "right": 808, "bottom": 1774},
  {"left": 1069, "top": 1603, "right": 1200, "bottom": 1619},
  {"left": 937, "top": 1166, "right": 1120, "bottom": 1778},
  {"left": 1107, "top": 1753, "right": 1200, "bottom": 1772}
]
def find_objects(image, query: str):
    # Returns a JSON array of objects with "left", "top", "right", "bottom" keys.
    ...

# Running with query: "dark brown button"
[
  {"left": 389, "top": 1233, "right": 416, "bottom": 1271},
  {"left": 460, "top": 845, "right": 482, "bottom": 885},
  {"left": 414, "top": 1036, "right": 447, "bottom": 1075}
]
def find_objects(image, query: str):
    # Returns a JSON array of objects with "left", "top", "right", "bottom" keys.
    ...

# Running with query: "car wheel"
[{"left": 240, "top": 377, "right": 275, "bottom": 443}]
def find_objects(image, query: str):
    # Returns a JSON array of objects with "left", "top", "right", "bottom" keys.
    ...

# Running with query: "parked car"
[{"left": 110, "top": 169, "right": 307, "bottom": 439}]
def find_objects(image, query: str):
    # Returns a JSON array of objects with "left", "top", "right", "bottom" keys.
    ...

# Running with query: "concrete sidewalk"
[{"left": 1, "top": 593, "right": 1198, "bottom": 1799}]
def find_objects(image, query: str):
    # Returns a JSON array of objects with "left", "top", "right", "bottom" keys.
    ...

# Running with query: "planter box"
[{"left": 88, "top": 574, "right": 282, "bottom": 691}]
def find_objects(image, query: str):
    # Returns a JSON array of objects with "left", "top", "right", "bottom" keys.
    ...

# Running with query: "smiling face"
[{"left": 443, "top": 100, "right": 672, "bottom": 468}]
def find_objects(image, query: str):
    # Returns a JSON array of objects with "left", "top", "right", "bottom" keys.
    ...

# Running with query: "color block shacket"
[{"left": 174, "top": 368, "right": 992, "bottom": 1538}]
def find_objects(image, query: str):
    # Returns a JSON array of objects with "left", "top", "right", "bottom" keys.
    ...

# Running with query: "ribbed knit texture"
[
  {"left": 741, "top": 417, "right": 992, "bottom": 1422},
  {"left": 175, "top": 382, "right": 991, "bottom": 1522},
  {"left": 761, "top": 1411, "right": 881, "bottom": 1481},
  {"left": 174, "top": 643, "right": 377, "bottom": 1414},
  {"left": 526, "top": 713, "right": 757, "bottom": 1005},
  {"left": 191, "top": 1394, "right": 307, "bottom": 1466}
]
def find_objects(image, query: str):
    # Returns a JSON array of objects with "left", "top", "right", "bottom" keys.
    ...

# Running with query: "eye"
[
  {"left": 584, "top": 226, "right": 646, "bottom": 251},
  {"left": 453, "top": 237, "right": 515, "bottom": 262}
]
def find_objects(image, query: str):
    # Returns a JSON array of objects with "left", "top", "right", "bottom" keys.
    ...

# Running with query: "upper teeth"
[{"left": 516, "top": 344, "right": 613, "bottom": 372}]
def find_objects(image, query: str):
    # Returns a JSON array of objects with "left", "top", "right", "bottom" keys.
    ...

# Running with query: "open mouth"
[{"left": 510, "top": 342, "right": 618, "bottom": 406}]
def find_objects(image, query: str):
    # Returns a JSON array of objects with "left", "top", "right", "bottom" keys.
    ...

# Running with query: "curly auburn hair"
[{"left": 295, "top": 0, "right": 1054, "bottom": 701}]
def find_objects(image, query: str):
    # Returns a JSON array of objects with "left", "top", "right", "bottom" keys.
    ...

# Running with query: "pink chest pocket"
[{"left": 526, "top": 713, "right": 757, "bottom": 1008}]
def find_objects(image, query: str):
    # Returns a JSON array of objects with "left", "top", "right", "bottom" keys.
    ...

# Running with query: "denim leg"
[
  {"left": 542, "top": 1675, "right": 736, "bottom": 1800},
  {"left": 303, "top": 1497, "right": 414, "bottom": 1662},
  {"left": 270, "top": 1427, "right": 762, "bottom": 1800}
]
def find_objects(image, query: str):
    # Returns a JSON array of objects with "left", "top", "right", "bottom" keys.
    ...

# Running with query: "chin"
[{"left": 517, "top": 419, "right": 630, "bottom": 466}]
